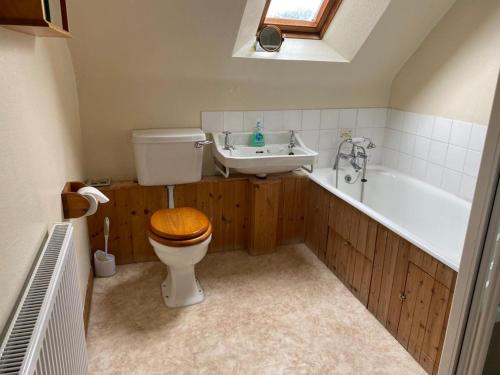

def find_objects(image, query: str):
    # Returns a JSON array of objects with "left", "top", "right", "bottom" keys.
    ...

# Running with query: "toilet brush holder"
[{"left": 94, "top": 250, "right": 116, "bottom": 277}]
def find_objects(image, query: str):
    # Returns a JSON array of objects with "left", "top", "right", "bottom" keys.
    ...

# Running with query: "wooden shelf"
[
  {"left": 61, "top": 181, "right": 90, "bottom": 219},
  {"left": 0, "top": 0, "right": 71, "bottom": 38}
]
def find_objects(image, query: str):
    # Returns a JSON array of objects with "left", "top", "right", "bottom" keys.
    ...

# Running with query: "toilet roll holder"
[{"left": 61, "top": 181, "right": 110, "bottom": 219}]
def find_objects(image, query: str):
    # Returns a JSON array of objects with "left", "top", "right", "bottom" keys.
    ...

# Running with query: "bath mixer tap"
[
  {"left": 222, "top": 131, "right": 235, "bottom": 150},
  {"left": 333, "top": 137, "right": 376, "bottom": 202}
]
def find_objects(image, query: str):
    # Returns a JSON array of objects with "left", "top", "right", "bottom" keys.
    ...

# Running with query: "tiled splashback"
[
  {"left": 201, "top": 108, "right": 486, "bottom": 202},
  {"left": 201, "top": 108, "right": 387, "bottom": 168},
  {"left": 382, "top": 109, "right": 486, "bottom": 201}
]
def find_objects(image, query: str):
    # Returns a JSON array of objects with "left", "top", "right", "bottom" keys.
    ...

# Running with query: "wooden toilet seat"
[{"left": 148, "top": 207, "right": 212, "bottom": 247}]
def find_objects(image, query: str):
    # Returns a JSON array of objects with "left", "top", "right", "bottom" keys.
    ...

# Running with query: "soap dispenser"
[{"left": 250, "top": 121, "right": 265, "bottom": 147}]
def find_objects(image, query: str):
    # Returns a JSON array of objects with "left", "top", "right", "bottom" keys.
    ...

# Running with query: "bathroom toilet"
[
  {"left": 148, "top": 207, "right": 212, "bottom": 307},
  {"left": 132, "top": 128, "right": 213, "bottom": 307}
]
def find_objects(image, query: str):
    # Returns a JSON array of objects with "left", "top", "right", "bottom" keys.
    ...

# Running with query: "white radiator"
[{"left": 0, "top": 223, "right": 88, "bottom": 375}]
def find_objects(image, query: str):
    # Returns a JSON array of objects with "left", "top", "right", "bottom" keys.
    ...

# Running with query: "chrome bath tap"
[{"left": 333, "top": 137, "right": 376, "bottom": 202}]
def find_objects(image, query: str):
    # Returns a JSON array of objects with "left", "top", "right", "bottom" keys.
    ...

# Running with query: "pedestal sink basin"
[{"left": 211, "top": 131, "right": 318, "bottom": 177}]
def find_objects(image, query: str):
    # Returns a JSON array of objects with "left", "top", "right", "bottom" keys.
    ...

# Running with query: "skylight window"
[
  {"left": 266, "top": 0, "right": 324, "bottom": 22},
  {"left": 259, "top": 0, "right": 343, "bottom": 40}
]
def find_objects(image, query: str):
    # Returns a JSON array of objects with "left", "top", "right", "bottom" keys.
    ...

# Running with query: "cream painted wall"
[
  {"left": 390, "top": 0, "right": 500, "bottom": 126},
  {"left": 0, "top": 29, "right": 90, "bottom": 333},
  {"left": 66, "top": 0, "right": 454, "bottom": 181}
]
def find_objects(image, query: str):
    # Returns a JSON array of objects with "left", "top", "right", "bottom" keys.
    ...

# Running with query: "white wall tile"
[
  {"left": 445, "top": 145, "right": 466, "bottom": 172},
  {"left": 319, "top": 130, "right": 337, "bottom": 150},
  {"left": 425, "top": 163, "right": 444, "bottom": 187},
  {"left": 463, "top": 150, "right": 481, "bottom": 177},
  {"left": 370, "top": 128, "right": 385, "bottom": 146},
  {"left": 388, "top": 109, "right": 405, "bottom": 131},
  {"left": 469, "top": 124, "right": 487, "bottom": 151},
  {"left": 441, "top": 168, "right": 462, "bottom": 196},
  {"left": 368, "top": 148, "right": 382, "bottom": 164},
  {"left": 417, "top": 115, "right": 434, "bottom": 138},
  {"left": 372, "top": 108, "right": 388, "bottom": 127},
  {"left": 400, "top": 133, "right": 416, "bottom": 155},
  {"left": 432, "top": 117, "right": 452, "bottom": 142},
  {"left": 384, "top": 129, "right": 401, "bottom": 150},
  {"left": 382, "top": 148, "right": 398, "bottom": 170},
  {"left": 263, "top": 111, "right": 283, "bottom": 130},
  {"left": 320, "top": 109, "right": 339, "bottom": 129},
  {"left": 428, "top": 140, "right": 448, "bottom": 165},
  {"left": 339, "top": 109, "right": 357, "bottom": 129},
  {"left": 449, "top": 120, "right": 472, "bottom": 147},
  {"left": 301, "top": 110, "right": 321, "bottom": 130},
  {"left": 411, "top": 158, "right": 427, "bottom": 180},
  {"left": 378, "top": 109, "right": 481, "bottom": 202},
  {"left": 460, "top": 175, "right": 476, "bottom": 201},
  {"left": 398, "top": 153, "right": 412, "bottom": 174},
  {"left": 201, "top": 112, "right": 223, "bottom": 133},
  {"left": 243, "top": 111, "right": 263, "bottom": 131},
  {"left": 404, "top": 112, "right": 419, "bottom": 134},
  {"left": 357, "top": 108, "right": 386, "bottom": 128},
  {"left": 413, "top": 136, "right": 430, "bottom": 160},
  {"left": 223, "top": 111, "right": 243, "bottom": 131},
  {"left": 300, "top": 130, "right": 319, "bottom": 151},
  {"left": 283, "top": 110, "right": 301, "bottom": 131},
  {"left": 318, "top": 150, "right": 335, "bottom": 168}
]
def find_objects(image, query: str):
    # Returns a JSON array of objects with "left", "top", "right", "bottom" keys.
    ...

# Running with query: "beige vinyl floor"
[{"left": 87, "top": 244, "right": 426, "bottom": 374}]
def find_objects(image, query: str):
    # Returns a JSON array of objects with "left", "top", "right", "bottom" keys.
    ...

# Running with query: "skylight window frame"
[{"left": 258, "top": 0, "right": 343, "bottom": 40}]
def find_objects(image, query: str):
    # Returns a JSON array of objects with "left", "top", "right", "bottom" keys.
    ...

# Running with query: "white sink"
[{"left": 211, "top": 131, "right": 318, "bottom": 177}]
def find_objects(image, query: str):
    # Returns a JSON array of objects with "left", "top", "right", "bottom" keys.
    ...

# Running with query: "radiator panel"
[{"left": 0, "top": 224, "right": 88, "bottom": 375}]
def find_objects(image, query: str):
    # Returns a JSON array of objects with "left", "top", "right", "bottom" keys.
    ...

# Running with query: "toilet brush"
[
  {"left": 94, "top": 216, "right": 116, "bottom": 277},
  {"left": 104, "top": 217, "right": 110, "bottom": 256}
]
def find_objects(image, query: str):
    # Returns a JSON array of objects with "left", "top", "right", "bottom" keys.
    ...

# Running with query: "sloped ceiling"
[{"left": 66, "top": 0, "right": 455, "bottom": 179}]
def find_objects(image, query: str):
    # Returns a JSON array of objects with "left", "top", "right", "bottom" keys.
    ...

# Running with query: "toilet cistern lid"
[{"left": 150, "top": 208, "right": 210, "bottom": 240}]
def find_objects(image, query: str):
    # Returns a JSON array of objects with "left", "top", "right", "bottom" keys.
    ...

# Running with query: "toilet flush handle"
[{"left": 195, "top": 140, "right": 213, "bottom": 148}]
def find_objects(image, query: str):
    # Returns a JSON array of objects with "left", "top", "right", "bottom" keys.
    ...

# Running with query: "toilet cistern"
[{"left": 132, "top": 128, "right": 213, "bottom": 307}]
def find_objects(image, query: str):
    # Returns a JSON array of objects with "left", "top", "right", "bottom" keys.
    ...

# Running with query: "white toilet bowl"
[
  {"left": 149, "top": 236, "right": 211, "bottom": 307},
  {"left": 148, "top": 207, "right": 212, "bottom": 308}
]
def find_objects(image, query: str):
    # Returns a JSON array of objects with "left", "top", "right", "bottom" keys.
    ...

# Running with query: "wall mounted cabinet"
[{"left": 0, "top": 0, "right": 70, "bottom": 37}]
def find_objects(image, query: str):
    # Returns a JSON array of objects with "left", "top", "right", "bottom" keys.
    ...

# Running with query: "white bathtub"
[{"left": 309, "top": 165, "right": 471, "bottom": 271}]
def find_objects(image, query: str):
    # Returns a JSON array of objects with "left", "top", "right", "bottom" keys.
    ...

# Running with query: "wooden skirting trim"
[{"left": 83, "top": 267, "right": 94, "bottom": 336}]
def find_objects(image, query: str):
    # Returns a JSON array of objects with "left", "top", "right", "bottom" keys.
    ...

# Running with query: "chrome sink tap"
[
  {"left": 288, "top": 130, "right": 296, "bottom": 151},
  {"left": 222, "top": 131, "right": 235, "bottom": 150}
]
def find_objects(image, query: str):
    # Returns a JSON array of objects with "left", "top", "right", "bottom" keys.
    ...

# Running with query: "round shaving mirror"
[{"left": 257, "top": 25, "right": 284, "bottom": 52}]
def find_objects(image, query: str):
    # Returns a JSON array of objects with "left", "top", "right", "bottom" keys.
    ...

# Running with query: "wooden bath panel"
[
  {"left": 86, "top": 173, "right": 308, "bottom": 264},
  {"left": 304, "top": 180, "right": 457, "bottom": 375}
]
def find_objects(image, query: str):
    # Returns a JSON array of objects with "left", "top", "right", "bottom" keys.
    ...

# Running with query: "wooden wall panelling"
[
  {"left": 88, "top": 174, "right": 306, "bottom": 264},
  {"left": 248, "top": 178, "right": 281, "bottom": 255},
  {"left": 277, "top": 175, "right": 307, "bottom": 245},
  {"left": 407, "top": 272, "right": 435, "bottom": 361},
  {"left": 419, "top": 280, "right": 452, "bottom": 373},
  {"left": 176, "top": 178, "right": 249, "bottom": 253},
  {"left": 368, "top": 225, "right": 388, "bottom": 315},
  {"left": 376, "top": 231, "right": 401, "bottom": 324},
  {"left": 129, "top": 185, "right": 151, "bottom": 263},
  {"left": 304, "top": 181, "right": 316, "bottom": 254},
  {"left": 397, "top": 263, "right": 434, "bottom": 349},
  {"left": 386, "top": 240, "right": 411, "bottom": 335},
  {"left": 304, "top": 182, "right": 330, "bottom": 258},
  {"left": 325, "top": 227, "right": 337, "bottom": 271},
  {"left": 231, "top": 180, "right": 250, "bottom": 251}
]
